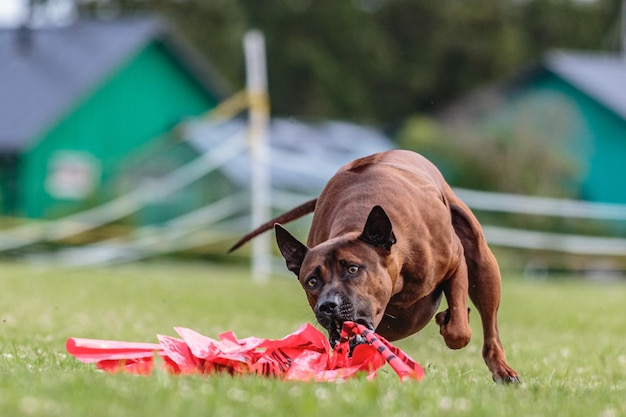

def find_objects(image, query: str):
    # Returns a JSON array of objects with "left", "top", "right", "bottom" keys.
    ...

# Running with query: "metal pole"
[{"left": 244, "top": 30, "right": 271, "bottom": 282}]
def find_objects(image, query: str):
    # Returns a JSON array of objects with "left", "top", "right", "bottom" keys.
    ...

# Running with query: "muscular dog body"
[{"left": 230, "top": 150, "right": 519, "bottom": 383}]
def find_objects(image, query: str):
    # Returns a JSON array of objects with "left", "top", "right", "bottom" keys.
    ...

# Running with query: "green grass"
[{"left": 1, "top": 260, "right": 625, "bottom": 416}]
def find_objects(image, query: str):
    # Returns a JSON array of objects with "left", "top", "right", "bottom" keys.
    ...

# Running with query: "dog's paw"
[
  {"left": 492, "top": 367, "right": 522, "bottom": 384},
  {"left": 435, "top": 309, "right": 450, "bottom": 326},
  {"left": 494, "top": 373, "right": 522, "bottom": 384},
  {"left": 436, "top": 308, "right": 472, "bottom": 350},
  {"left": 436, "top": 307, "right": 471, "bottom": 326}
]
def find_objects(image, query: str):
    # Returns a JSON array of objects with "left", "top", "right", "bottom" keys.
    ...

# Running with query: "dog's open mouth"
[{"left": 326, "top": 318, "right": 374, "bottom": 348}]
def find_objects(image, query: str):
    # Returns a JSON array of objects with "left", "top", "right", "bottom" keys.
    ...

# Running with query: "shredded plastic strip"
[{"left": 66, "top": 322, "right": 424, "bottom": 382}]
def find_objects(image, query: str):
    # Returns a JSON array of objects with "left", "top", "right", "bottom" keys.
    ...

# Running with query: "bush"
[{"left": 397, "top": 95, "right": 583, "bottom": 199}]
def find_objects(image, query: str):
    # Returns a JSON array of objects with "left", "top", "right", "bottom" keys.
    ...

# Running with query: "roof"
[
  {"left": 0, "top": 16, "right": 227, "bottom": 153},
  {"left": 438, "top": 49, "right": 626, "bottom": 123},
  {"left": 543, "top": 50, "right": 626, "bottom": 121},
  {"left": 183, "top": 117, "right": 394, "bottom": 193}
]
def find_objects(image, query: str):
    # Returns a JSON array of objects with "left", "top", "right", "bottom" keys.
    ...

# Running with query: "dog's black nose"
[
  {"left": 318, "top": 299, "right": 338, "bottom": 315},
  {"left": 316, "top": 294, "right": 341, "bottom": 317}
]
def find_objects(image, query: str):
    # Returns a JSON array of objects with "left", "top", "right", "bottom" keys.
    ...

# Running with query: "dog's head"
[{"left": 275, "top": 206, "right": 397, "bottom": 346}]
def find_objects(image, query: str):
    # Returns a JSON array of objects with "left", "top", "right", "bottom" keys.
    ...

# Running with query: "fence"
[{"left": 1, "top": 102, "right": 625, "bottom": 269}]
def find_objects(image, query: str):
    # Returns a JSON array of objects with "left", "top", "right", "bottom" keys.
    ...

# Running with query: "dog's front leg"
[{"left": 435, "top": 260, "right": 472, "bottom": 350}]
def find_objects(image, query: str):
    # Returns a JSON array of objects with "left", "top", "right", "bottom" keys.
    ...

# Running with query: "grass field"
[{"left": 1, "top": 260, "right": 624, "bottom": 417}]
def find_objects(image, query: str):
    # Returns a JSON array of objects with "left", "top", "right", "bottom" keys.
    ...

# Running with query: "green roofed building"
[{"left": 0, "top": 16, "right": 226, "bottom": 219}]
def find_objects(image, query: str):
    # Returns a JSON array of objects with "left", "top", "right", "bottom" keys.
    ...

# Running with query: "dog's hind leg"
[{"left": 450, "top": 202, "right": 521, "bottom": 383}]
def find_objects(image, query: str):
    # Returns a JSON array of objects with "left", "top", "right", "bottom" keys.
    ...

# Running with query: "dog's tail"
[{"left": 228, "top": 198, "right": 317, "bottom": 253}]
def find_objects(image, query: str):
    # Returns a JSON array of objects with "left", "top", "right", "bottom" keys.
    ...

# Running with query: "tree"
[{"left": 69, "top": 0, "right": 623, "bottom": 124}]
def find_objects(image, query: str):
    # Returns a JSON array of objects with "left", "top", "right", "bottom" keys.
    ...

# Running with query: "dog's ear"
[
  {"left": 359, "top": 206, "right": 396, "bottom": 251},
  {"left": 275, "top": 224, "right": 308, "bottom": 276}
]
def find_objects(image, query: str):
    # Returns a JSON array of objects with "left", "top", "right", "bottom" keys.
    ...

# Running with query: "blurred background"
[{"left": 1, "top": 0, "right": 625, "bottom": 277}]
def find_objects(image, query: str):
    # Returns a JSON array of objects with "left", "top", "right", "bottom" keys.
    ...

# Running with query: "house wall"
[
  {"left": 508, "top": 71, "right": 626, "bottom": 204},
  {"left": 18, "top": 41, "right": 217, "bottom": 218},
  {"left": 0, "top": 154, "right": 19, "bottom": 215}
]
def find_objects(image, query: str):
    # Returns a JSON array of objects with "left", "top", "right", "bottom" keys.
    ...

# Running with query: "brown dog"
[{"left": 230, "top": 150, "right": 520, "bottom": 383}]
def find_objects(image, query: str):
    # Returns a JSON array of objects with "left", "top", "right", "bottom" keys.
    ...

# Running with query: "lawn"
[{"left": 0, "top": 260, "right": 624, "bottom": 417}]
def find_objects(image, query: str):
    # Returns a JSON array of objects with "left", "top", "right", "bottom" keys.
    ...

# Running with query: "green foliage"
[
  {"left": 1, "top": 261, "right": 625, "bottom": 417},
  {"left": 397, "top": 112, "right": 580, "bottom": 198},
  {"left": 74, "top": 0, "right": 623, "bottom": 124}
]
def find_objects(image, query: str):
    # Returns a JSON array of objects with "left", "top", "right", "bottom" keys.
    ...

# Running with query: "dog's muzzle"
[{"left": 315, "top": 293, "right": 374, "bottom": 347}]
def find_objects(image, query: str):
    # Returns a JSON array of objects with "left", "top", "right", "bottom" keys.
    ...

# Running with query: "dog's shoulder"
[
  {"left": 338, "top": 151, "right": 446, "bottom": 192},
  {"left": 340, "top": 150, "right": 438, "bottom": 175},
  {"left": 341, "top": 152, "right": 387, "bottom": 174}
]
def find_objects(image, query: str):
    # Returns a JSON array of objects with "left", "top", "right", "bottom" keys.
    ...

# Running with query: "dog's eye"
[
  {"left": 305, "top": 277, "right": 319, "bottom": 289},
  {"left": 347, "top": 265, "right": 359, "bottom": 274}
]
